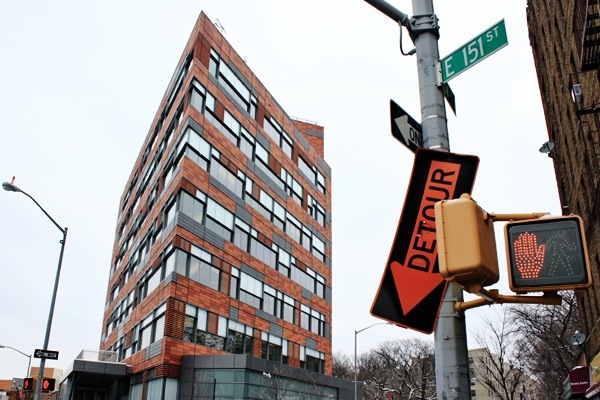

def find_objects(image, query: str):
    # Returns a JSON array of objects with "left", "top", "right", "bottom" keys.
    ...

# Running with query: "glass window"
[
  {"left": 278, "top": 249, "right": 291, "bottom": 277},
  {"left": 282, "top": 295, "right": 295, "bottom": 324},
  {"left": 273, "top": 202, "right": 285, "bottom": 231},
  {"left": 312, "top": 236, "right": 326, "bottom": 262},
  {"left": 301, "top": 227, "right": 311, "bottom": 251},
  {"left": 308, "top": 194, "right": 326, "bottom": 227},
  {"left": 164, "top": 199, "right": 176, "bottom": 227},
  {"left": 299, "top": 157, "right": 316, "bottom": 183},
  {"left": 240, "top": 128, "right": 255, "bottom": 159},
  {"left": 230, "top": 267, "right": 240, "bottom": 299},
  {"left": 184, "top": 305, "right": 209, "bottom": 345},
  {"left": 249, "top": 236, "right": 277, "bottom": 269},
  {"left": 206, "top": 199, "right": 234, "bottom": 241},
  {"left": 262, "top": 285, "right": 277, "bottom": 316},
  {"left": 317, "top": 170, "right": 326, "bottom": 194},
  {"left": 197, "top": 258, "right": 220, "bottom": 291},
  {"left": 233, "top": 220, "right": 250, "bottom": 252},
  {"left": 239, "top": 273, "right": 262, "bottom": 309},
  {"left": 261, "top": 332, "right": 288, "bottom": 363},
  {"left": 180, "top": 191, "right": 205, "bottom": 223},
  {"left": 300, "top": 305, "right": 310, "bottom": 331},
  {"left": 218, "top": 61, "right": 252, "bottom": 114},
  {"left": 221, "top": 110, "right": 241, "bottom": 145},
  {"left": 255, "top": 143, "right": 269, "bottom": 164},
  {"left": 130, "top": 383, "right": 142, "bottom": 400},
  {"left": 302, "top": 347, "right": 325, "bottom": 373},
  {"left": 165, "top": 379, "right": 178, "bottom": 399},
  {"left": 207, "top": 199, "right": 234, "bottom": 228},
  {"left": 190, "top": 80, "right": 207, "bottom": 112},
  {"left": 137, "top": 304, "right": 166, "bottom": 351},
  {"left": 210, "top": 157, "right": 244, "bottom": 198},
  {"left": 146, "top": 268, "right": 162, "bottom": 297},
  {"left": 285, "top": 214, "right": 301, "bottom": 243},
  {"left": 281, "top": 130, "right": 293, "bottom": 158},
  {"left": 224, "top": 321, "right": 253, "bottom": 355}
]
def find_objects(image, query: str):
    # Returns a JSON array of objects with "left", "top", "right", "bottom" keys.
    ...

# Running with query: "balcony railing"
[{"left": 75, "top": 349, "right": 117, "bottom": 363}]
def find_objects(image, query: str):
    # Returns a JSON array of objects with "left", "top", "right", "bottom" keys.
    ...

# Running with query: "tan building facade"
[
  {"left": 468, "top": 348, "right": 538, "bottom": 400},
  {"left": 526, "top": 0, "right": 600, "bottom": 395}
]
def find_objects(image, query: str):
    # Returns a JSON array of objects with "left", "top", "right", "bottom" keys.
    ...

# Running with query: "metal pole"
[
  {"left": 0, "top": 345, "right": 32, "bottom": 378},
  {"left": 408, "top": 0, "right": 469, "bottom": 398},
  {"left": 354, "top": 322, "right": 391, "bottom": 400},
  {"left": 2, "top": 182, "right": 67, "bottom": 400},
  {"left": 354, "top": 330, "right": 358, "bottom": 400},
  {"left": 34, "top": 227, "right": 67, "bottom": 400},
  {"left": 409, "top": 0, "right": 449, "bottom": 151},
  {"left": 362, "top": 0, "right": 470, "bottom": 398}
]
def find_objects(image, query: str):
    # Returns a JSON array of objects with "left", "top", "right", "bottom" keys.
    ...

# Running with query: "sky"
[{"left": 0, "top": 0, "right": 559, "bottom": 380}]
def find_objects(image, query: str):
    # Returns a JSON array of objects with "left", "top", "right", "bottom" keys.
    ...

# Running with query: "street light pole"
[
  {"left": 3, "top": 182, "right": 68, "bottom": 400},
  {"left": 354, "top": 322, "right": 391, "bottom": 400},
  {"left": 0, "top": 345, "right": 32, "bottom": 378}
]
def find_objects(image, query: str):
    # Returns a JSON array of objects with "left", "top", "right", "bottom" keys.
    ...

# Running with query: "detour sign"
[{"left": 371, "top": 149, "right": 479, "bottom": 333}]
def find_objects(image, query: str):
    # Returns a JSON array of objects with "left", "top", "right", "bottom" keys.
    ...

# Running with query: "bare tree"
[
  {"left": 359, "top": 338, "right": 435, "bottom": 400},
  {"left": 472, "top": 308, "right": 527, "bottom": 400},
  {"left": 509, "top": 291, "right": 581, "bottom": 398},
  {"left": 259, "top": 365, "right": 294, "bottom": 400},
  {"left": 332, "top": 351, "right": 354, "bottom": 380},
  {"left": 359, "top": 349, "right": 394, "bottom": 399},
  {"left": 301, "top": 369, "right": 338, "bottom": 399}
]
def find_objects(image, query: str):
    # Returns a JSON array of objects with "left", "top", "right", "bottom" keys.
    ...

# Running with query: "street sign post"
[
  {"left": 34, "top": 349, "right": 59, "bottom": 360},
  {"left": 371, "top": 149, "right": 479, "bottom": 333},
  {"left": 390, "top": 99, "right": 422, "bottom": 153},
  {"left": 440, "top": 19, "right": 508, "bottom": 83}
]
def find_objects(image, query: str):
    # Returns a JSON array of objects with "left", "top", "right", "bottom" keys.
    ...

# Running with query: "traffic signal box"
[
  {"left": 22, "top": 378, "right": 34, "bottom": 391},
  {"left": 21, "top": 377, "right": 55, "bottom": 392},
  {"left": 505, "top": 215, "right": 591, "bottom": 293},
  {"left": 41, "top": 378, "right": 56, "bottom": 392},
  {"left": 434, "top": 194, "right": 499, "bottom": 292}
]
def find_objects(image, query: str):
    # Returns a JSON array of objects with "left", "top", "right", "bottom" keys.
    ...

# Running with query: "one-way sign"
[
  {"left": 390, "top": 100, "right": 422, "bottom": 153},
  {"left": 34, "top": 349, "right": 59, "bottom": 360}
]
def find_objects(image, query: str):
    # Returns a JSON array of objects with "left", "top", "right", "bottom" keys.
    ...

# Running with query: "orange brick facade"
[{"left": 99, "top": 10, "right": 335, "bottom": 395}]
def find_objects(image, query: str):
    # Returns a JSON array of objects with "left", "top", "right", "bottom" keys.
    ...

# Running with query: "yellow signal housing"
[{"left": 434, "top": 194, "right": 499, "bottom": 292}]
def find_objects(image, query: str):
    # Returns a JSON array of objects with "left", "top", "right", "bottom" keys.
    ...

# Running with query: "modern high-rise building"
[
  {"left": 526, "top": 0, "right": 600, "bottom": 397},
  {"left": 58, "top": 10, "right": 353, "bottom": 400}
]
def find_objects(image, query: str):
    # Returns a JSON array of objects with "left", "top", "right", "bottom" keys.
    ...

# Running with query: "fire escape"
[{"left": 575, "top": 0, "right": 600, "bottom": 72}]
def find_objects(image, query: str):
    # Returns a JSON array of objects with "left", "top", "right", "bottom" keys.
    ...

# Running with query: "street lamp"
[
  {"left": 3, "top": 181, "right": 68, "bottom": 400},
  {"left": 354, "top": 322, "right": 392, "bottom": 400},
  {"left": 0, "top": 345, "right": 32, "bottom": 378}
]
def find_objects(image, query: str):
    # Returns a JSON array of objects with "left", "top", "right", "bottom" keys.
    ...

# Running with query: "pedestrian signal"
[
  {"left": 505, "top": 215, "right": 591, "bottom": 292},
  {"left": 23, "top": 377, "right": 34, "bottom": 391},
  {"left": 42, "top": 377, "right": 56, "bottom": 392}
]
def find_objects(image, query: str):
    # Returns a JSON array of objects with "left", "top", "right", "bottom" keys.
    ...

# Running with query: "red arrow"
[
  {"left": 390, "top": 161, "right": 460, "bottom": 315},
  {"left": 391, "top": 264, "right": 444, "bottom": 315}
]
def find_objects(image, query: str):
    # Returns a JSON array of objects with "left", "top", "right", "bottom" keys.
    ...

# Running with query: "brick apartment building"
[
  {"left": 526, "top": 0, "right": 600, "bottom": 396},
  {"left": 57, "top": 11, "right": 353, "bottom": 400}
]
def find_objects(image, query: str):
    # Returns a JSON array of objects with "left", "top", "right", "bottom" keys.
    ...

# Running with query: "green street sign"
[{"left": 440, "top": 19, "right": 508, "bottom": 83}]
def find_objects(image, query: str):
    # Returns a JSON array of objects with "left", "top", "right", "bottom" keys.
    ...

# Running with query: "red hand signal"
[{"left": 513, "top": 232, "right": 546, "bottom": 278}]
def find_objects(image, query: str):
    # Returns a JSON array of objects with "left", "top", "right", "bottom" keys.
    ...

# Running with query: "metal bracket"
[
  {"left": 455, "top": 288, "right": 563, "bottom": 312},
  {"left": 409, "top": 14, "right": 439, "bottom": 39}
]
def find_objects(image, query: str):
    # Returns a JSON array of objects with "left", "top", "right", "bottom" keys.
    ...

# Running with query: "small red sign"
[{"left": 569, "top": 366, "right": 590, "bottom": 394}]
